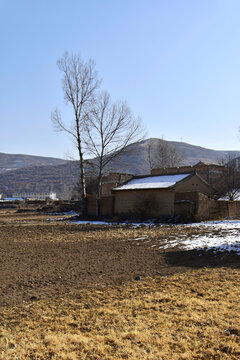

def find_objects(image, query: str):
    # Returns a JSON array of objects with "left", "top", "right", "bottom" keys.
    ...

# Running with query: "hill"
[
  {"left": 0, "top": 152, "right": 67, "bottom": 174},
  {"left": 90, "top": 138, "right": 240, "bottom": 174},
  {"left": 0, "top": 138, "right": 240, "bottom": 198}
]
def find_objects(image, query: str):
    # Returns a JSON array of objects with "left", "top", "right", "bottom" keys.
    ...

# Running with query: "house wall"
[
  {"left": 113, "top": 189, "right": 175, "bottom": 217},
  {"left": 100, "top": 196, "right": 113, "bottom": 217},
  {"left": 174, "top": 174, "right": 214, "bottom": 196},
  {"left": 88, "top": 190, "right": 240, "bottom": 220},
  {"left": 101, "top": 183, "right": 118, "bottom": 196},
  {"left": 87, "top": 195, "right": 96, "bottom": 217},
  {"left": 87, "top": 195, "right": 113, "bottom": 217}
]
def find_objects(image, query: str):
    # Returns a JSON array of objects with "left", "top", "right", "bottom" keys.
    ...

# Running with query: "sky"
[{"left": 1, "top": 0, "right": 240, "bottom": 159}]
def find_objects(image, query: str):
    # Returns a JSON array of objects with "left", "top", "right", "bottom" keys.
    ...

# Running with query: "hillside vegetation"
[{"left": 1, "top": 139, "right": 240, "bottom": 198}]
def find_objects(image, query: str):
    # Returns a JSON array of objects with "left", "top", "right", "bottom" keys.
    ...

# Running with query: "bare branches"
[
  {"left": 51, "top": 109, "right": 77, "bottom": 140},
  {"left": 51, "top": 52, "right": 100, "bottom": 214},
  {"left": 84, "top": 91, "right": 145, "bottom": 192},
  {"left": 84, "top": 90, "right": 145, "bottom": 216},
  {"left": 217, "top": 154, "right": 240, "bottom": 200},
  {"left": 147, "top": 139, "right": 183, "bottom": 171},
  {"left": 52, "top": 52, "right": 145, "bottom": 216}
]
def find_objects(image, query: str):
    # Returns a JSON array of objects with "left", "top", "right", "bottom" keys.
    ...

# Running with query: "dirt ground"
[{"left": 0, "top": 211, "right": 239, "bottom": 307}]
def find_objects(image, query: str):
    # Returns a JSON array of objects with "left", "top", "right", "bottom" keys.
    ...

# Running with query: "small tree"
[
  {"left": 217, "top": 155, "right": 240, "bottom": 200},
  {"left": 84, "top": 91, "right": 144, "bottom": 216},
  {"left": 147, "top": 139, "right": 182, "bottom": 171},
  {"left": 51, "top": 52, "right": 100, "bottom": 215}
]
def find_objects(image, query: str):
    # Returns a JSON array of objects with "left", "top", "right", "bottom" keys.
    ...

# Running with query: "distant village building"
[
  {"left": 112, "top": 172, "right": 214, "bottom": 217},
  {"left": 100, "top": 162, "right": 226, "bottom": 196},
  {"left": 12, "top": 192, "right": 57, "bottom": 201},
  {"left": 87, "top": 161, "right": 240, "bottom": 220},
  {"left": 0, "top": 194, "right": 3, "bottom": 200},
  {"left": 151, "top": 161, "right": 227, "bottom": 190}
]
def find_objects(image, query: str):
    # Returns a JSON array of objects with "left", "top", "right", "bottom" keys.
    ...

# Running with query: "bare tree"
[
  {"left": 146, "top": 141, "right": 155, "bottom": 171},
  {"left": 147, "top": 139, "right": 182, "bottom": 171},
  {"left": 84, "top": 91, "right": 144, "bottom": 215},
  {"left": 217, "top": 154, "right": 240, "bottom": 200},
  {"left": 51, "top": 52, "right": 100, "bottom": 215}
]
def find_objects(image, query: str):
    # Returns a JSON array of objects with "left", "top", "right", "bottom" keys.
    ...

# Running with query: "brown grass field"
[{"left": 0, "top": 211, "right": 239, "bottom": 359}]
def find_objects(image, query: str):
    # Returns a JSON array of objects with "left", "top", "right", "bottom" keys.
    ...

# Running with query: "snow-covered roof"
[{"left": 113, "top": 173, "right": 191, "bottom": 191}]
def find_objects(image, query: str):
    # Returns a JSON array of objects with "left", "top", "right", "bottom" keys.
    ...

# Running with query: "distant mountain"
[
  {"left": 94, "top": 138, "right": 240, "bottom": 174},
  {"left": 0, "top": 139, "right": 240, "bottom": 198},
  {"left": 0, "top": 162, "right": 79, "bottom": 199},
  {"left": 168, "top": 140, "right": 239, "bottom": 165},
  {"left": 0, "top": 152, "right": 67, "bottom": 174}
]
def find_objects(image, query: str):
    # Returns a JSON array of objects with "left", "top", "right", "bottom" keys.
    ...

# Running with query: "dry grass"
[
  {"left": 0, "top": 268, "right": 239, "bottom": 360},
  {"left": 0, "top": 212, "right": 227, "bottom": 245},
  {"left": 0, "top": 212, "right": 239, "bottom": 359}
]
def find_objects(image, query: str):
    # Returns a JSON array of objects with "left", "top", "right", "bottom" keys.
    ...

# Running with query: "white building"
[{"left": 12, "top": 192, "right": 58, "bottom": 200}]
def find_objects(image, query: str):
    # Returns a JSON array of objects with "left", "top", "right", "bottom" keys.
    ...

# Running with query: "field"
[{"left": 0, "top": 211, "right": 239, "bottom": 359}]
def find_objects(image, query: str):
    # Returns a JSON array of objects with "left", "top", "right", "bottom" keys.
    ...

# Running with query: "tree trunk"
[
  {"left": 96, "top": 168, "right": 103, "bottom": 218},
  {"left": 77, "top": 137, "right": 87, "bottom": 217}
]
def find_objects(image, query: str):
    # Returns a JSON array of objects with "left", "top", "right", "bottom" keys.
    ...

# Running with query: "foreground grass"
[{"left": 0, "top": 268, "right": 239, "bottom": 360}]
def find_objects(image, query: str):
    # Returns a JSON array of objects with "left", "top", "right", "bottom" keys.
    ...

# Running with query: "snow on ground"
[
  {"left": 72, "top": 219, "right": 157, "bottom": 227},
  {"left": 178, "top": 220, "right": 240, "bottom": 254},
  {"left": 127, "top": 219, "right": 240, "bottom": 255},
  {"left": 69, "top": 218, "right": 240, "bottom": 255},
  {"left": 142, "top": 220, "right": 240, "bottom": 255}
]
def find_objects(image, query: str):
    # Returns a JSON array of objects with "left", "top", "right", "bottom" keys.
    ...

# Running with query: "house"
[
  {"left": 112, "top": 172, "right": 214, "bottom": 218},
  {"left": 151, "top": 161, "right": 228, "bottom": 192}
]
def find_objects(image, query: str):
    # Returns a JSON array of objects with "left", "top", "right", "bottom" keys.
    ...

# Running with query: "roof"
[
  {"left": 193, "top": 161, "right": 222, "bottom": 167},
  {"left": 113, "top": 173, "right": 191, "bottom": 191}
]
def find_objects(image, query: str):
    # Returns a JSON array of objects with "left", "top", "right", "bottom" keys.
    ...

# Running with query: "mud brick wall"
[
  {"left": 88, "top": 191, "right": 240, "bottom": 220},
  {"left": 101, "top": 183, "right": 118, "bottom": 196},
  {"left": 205, "top": 200, "right": 240, "bottom": 220},
  {"left": 99, "top": 196, "right": 114, "bottom": 217},
  {"left": 87, "top": 195, "right": 113, "bottom": 217},
  {"left": 192, "top": 193, "right": 229, "bottom": 221},
  {"left": 174, "top": 191, "right": 198, "bottom": 219},
  {"left": 187, "top": 194, "right": 240, "bottom": 220},
  {"left": 113, "top": 189, "right": 175, "bottom": 217},
  {"left": 151, "top": 166, "right": 194, "bottom": 176},
  {"left": 174, "top": 192, "right": 229, "bottom": 221},
  {"left": 226, "top": 201, "right": 240, "bottom": 217},
  {"left": 174, "top": 201, "right": 195, "bottom": 219},
  {"left": 87, "top": 195, "right": 97, "bottom": 217}
]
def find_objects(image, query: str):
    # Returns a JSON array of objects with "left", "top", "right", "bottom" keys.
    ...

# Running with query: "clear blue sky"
[{"left": 1, "top": 0, "right": 240, "bottom": 158}]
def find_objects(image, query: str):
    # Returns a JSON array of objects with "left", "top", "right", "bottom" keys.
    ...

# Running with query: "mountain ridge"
[
  {"left": 1, "top": 138, "right": 240, "bottom": 198},
  {"left": 0, "top": 152, "right": 67, "bottom": 174}
]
